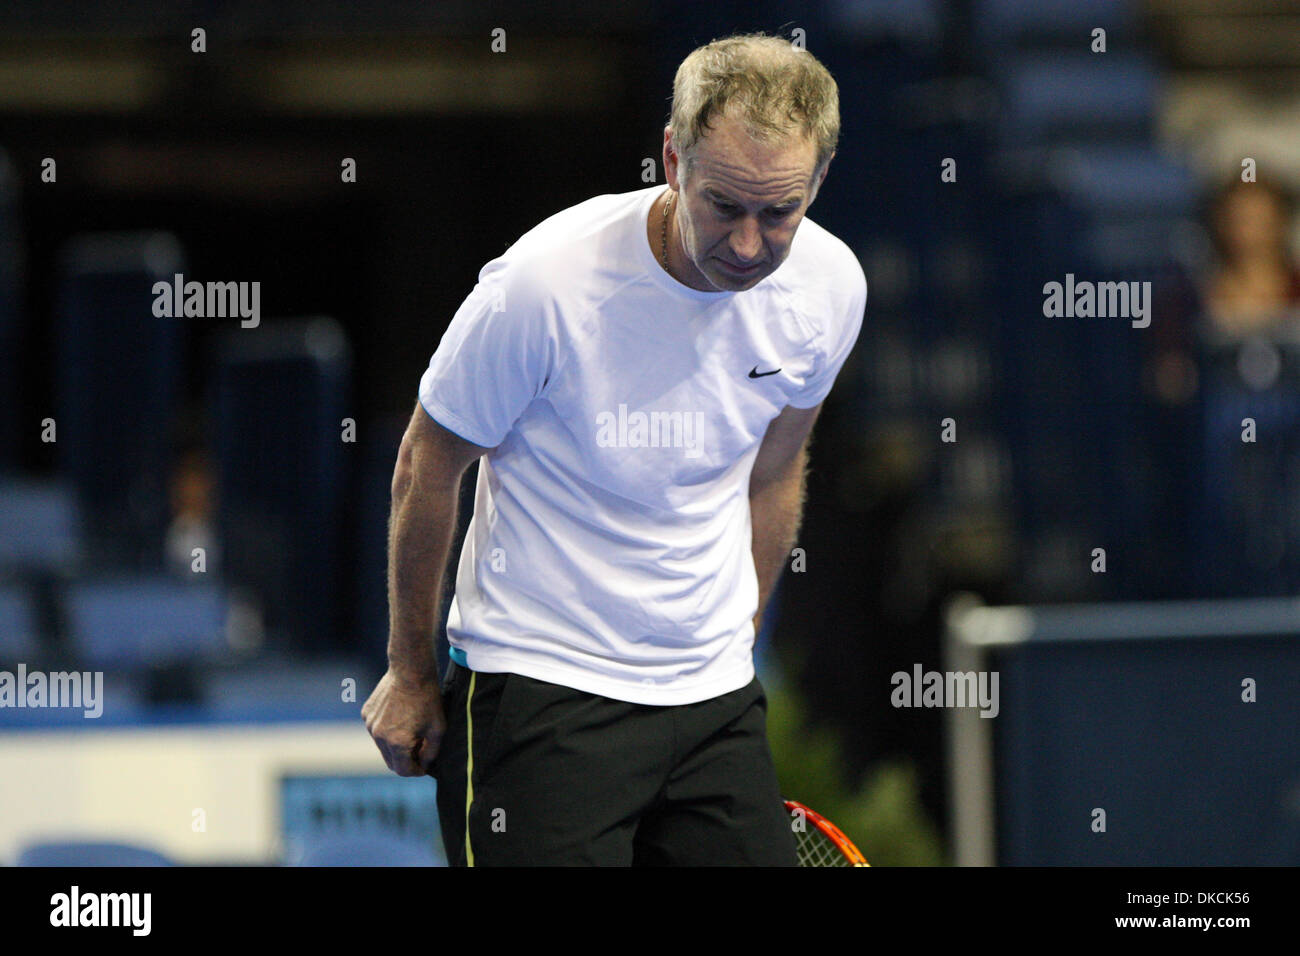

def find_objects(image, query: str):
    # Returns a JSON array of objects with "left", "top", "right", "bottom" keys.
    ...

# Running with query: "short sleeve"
[
  {"left": 787, "top": 256, "right": 867, "bottom": 409},
  {"left": 418, "top": 257, "right": 556, "bottom": 448}
]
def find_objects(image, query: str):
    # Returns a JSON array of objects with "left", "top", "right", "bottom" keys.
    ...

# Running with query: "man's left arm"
[{"left": 749, "top": 401, "right": 822, "bottom": 635}]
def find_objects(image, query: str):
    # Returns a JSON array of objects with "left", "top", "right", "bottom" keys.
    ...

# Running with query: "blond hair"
[{"left": 669, "top": 33, "right": 840, "bottom": 184}]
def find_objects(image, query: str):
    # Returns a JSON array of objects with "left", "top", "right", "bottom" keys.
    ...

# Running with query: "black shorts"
[{"left": 430, "top": 661, "right": 798, "bottom": 866}]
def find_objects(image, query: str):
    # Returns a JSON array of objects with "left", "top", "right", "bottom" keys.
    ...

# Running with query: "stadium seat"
[
  {"left": 211, "top": 317, "right": 351, "bottom": 649},
  {"left": 63, "top": 575, "right": 228, "bottom": 670},
  {"left": 0, "top": 478, "right": 81, "bottom": 573},
  {"left": 204, "top": 659, "right": 366, "bottom": 720},
  {"left": 0, "top": 582, "right": 39, "bottom": 661},
  {"left": 1040, "top": 146, "right": 1199, "bottom": 272},
  {"left": 17, "top": 840, "right": 174, "bottom": 866},
  {"left": 1047, "top": 145, "right": 1197, "bottom": 218},
  {"left": 996, "top": 53, "right": 1159, "bottom": 148},
  {"left": 826, "top": 0, "right": 944, "bottom": 43},
  {"left": 974, "top": 0, "right": 1134, "bottom": 47},
  {"left": 55, "top": 231, "right": 185, "bottom": 565},
  {"left": 0, "top": 150, "right": 21, "bottom": 472},
  {"left": 292, "top": 833, "right": 444, "bottom": 867}
]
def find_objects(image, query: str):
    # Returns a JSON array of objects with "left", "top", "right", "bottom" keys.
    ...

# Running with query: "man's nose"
[{"left": 729, "top": 219, "right": 763, "bottom": 262}]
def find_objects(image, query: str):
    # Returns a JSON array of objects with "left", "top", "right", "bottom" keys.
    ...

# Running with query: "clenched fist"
[{"left": 362, "top": 669, "right": 447, "bottom": 777}]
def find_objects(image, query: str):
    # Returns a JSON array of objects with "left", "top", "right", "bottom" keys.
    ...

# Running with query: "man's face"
[{"left": 664, "top": 111, "right": 830, "bottom": 292}]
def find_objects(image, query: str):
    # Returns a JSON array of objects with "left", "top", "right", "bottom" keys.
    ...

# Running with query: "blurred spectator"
[
  {"left": 1146, "top": 177, "right": 1300, "bottom": 406},
  {"left": 165, "top": 447, "right": 219, "bottom": 578},
  {"left": 1203, "top": 177, "right": 1300, "bottom": 339}
]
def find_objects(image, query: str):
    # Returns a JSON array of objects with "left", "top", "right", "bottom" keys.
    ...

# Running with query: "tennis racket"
[{"left": 784, "top": 799, "right": 869, "bottom": 866}]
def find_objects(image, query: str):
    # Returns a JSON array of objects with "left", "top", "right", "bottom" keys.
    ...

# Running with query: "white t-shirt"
[{"left": 419, "top": 185, "right": 865, "bottom": 704}]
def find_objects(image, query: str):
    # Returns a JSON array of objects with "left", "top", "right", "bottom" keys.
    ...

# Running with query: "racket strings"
[{"left": 794, "top": 827, "right": 854, "bottom": 866}]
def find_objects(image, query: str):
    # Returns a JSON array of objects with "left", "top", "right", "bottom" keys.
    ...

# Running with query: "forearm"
[
  {"left": 748, "top": 446, "right": 808, "bottom": 633},
  {"left": 386, "top": 459, "right": 461, "bottom": 684}
]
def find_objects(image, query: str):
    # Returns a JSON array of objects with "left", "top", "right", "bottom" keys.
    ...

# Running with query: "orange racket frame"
[{"left": 784, "top": 798, "right": 870, "bottom": 866}]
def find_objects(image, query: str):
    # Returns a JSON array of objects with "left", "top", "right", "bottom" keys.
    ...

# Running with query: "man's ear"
[
  {"left": 664, "top": 127, "right": 682, "bottom": 189},
  {"left": 810, "top": 151, "right": 835, "bottom": 203}
]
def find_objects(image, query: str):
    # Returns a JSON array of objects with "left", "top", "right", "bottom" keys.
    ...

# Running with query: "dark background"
[{"left": 3, "top": 0, "right": 1300, "bottom": 864}]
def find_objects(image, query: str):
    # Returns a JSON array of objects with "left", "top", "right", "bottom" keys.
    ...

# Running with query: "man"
[{"left": 362, "top": 33, "right": 866, "bottom": 866}]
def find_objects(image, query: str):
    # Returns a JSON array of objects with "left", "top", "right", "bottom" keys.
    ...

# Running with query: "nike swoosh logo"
[{"left": 749, "top": 366, "right": 781, "bottom": 378}]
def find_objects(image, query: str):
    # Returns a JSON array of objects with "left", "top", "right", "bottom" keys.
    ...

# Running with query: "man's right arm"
[{"left": 361, "top": 400, "right": 492, "bottom": 777}]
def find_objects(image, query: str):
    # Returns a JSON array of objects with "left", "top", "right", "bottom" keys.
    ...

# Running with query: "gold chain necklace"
[{"left": 660, "top": 191, "right": 672, "bottom": 272}]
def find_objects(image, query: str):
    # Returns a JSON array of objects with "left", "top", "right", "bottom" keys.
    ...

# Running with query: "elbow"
[
  {"left": 391, "top": 438, "right": 416, "bottom": 502},
  {"left": 391, "top": 464, "right": 413, "bottom": 504}
]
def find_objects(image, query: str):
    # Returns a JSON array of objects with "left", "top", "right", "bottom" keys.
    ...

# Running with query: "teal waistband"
[{"left": 449, "top": 645, "right": 468, "bottom": 666}]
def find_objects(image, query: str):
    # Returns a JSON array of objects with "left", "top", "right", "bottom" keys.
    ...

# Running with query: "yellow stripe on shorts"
[{"left": 464, "top": 670, "right": 477, "bottom": 867}]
